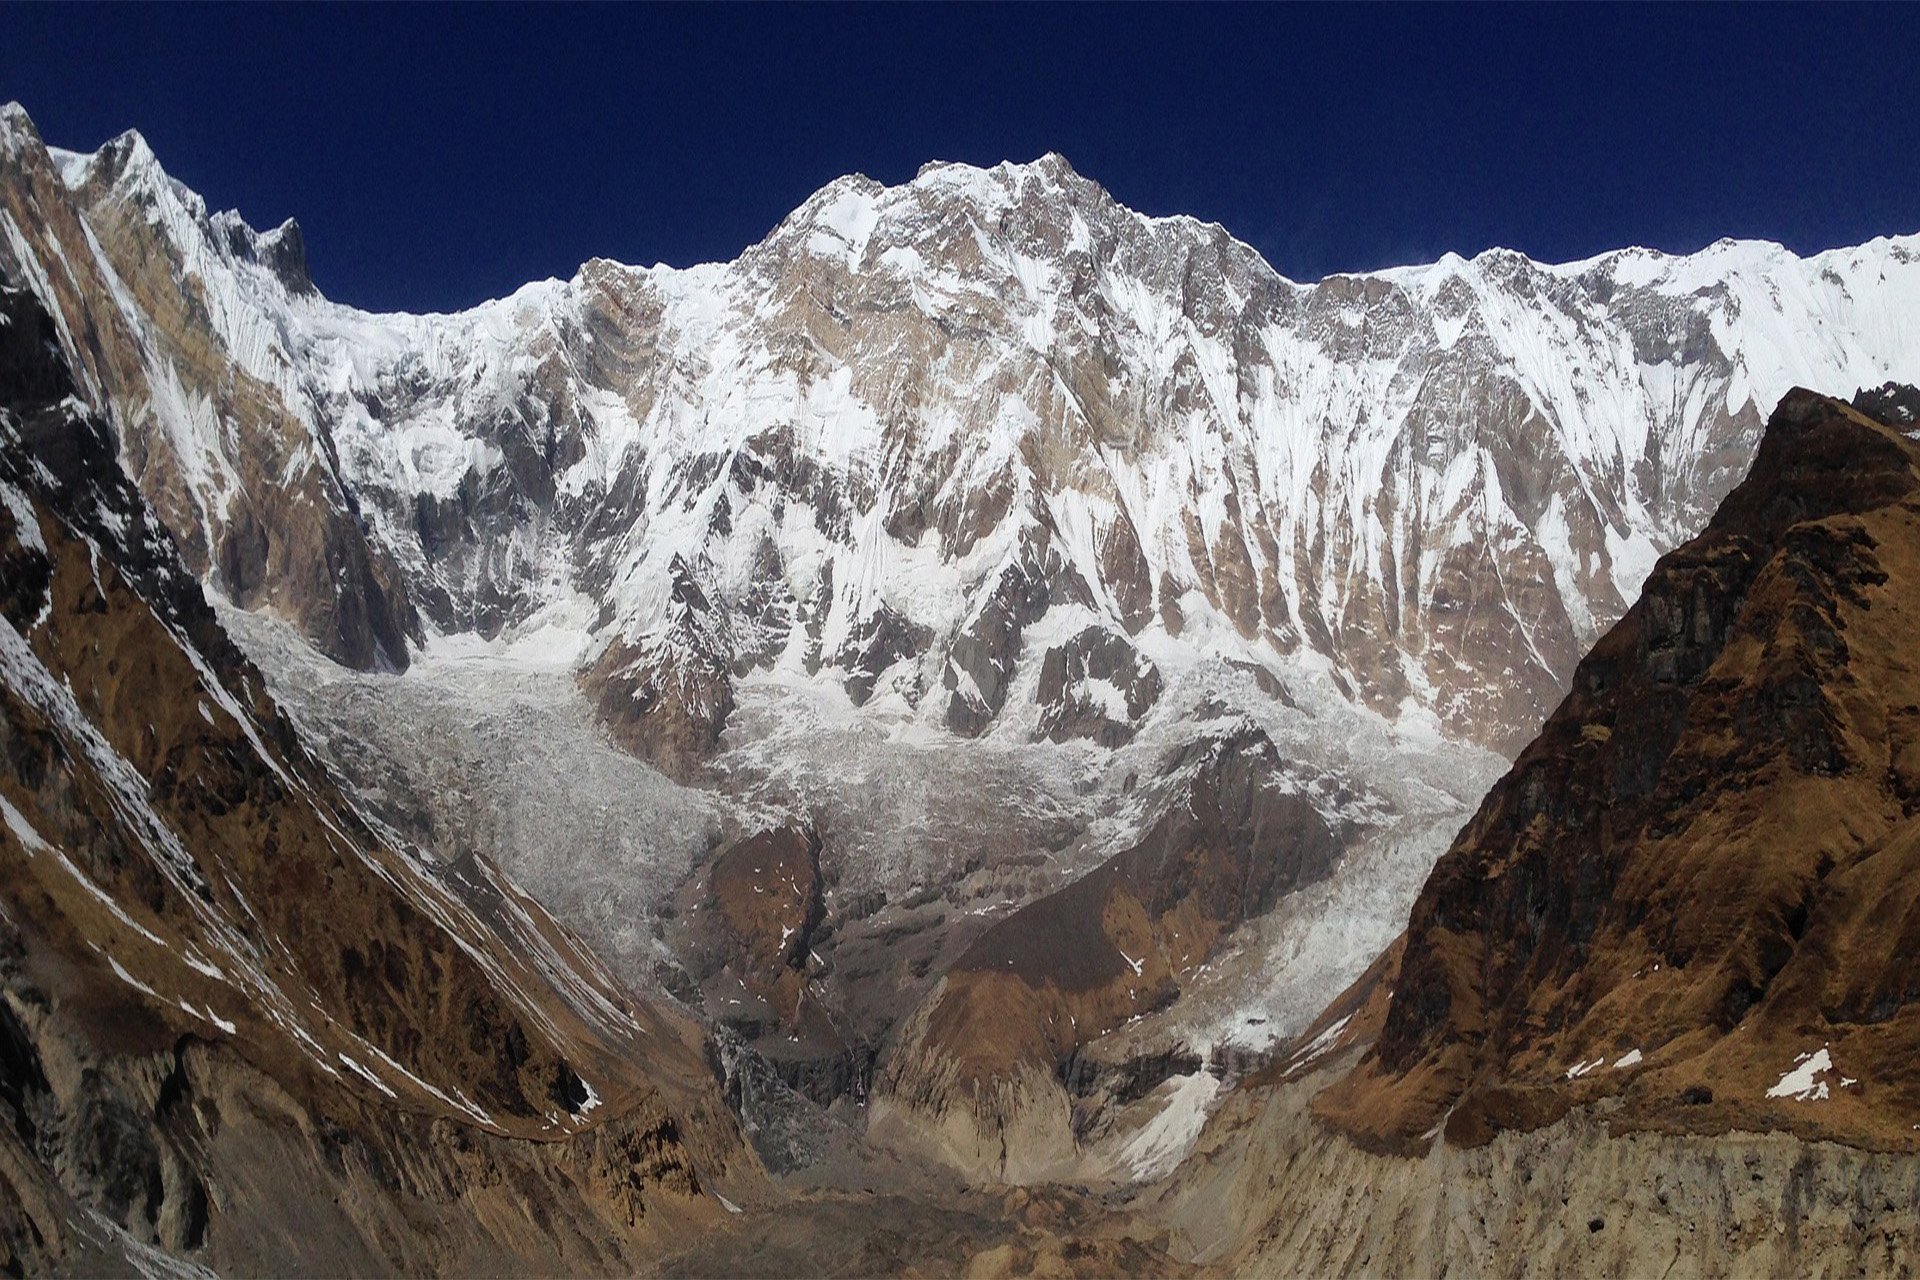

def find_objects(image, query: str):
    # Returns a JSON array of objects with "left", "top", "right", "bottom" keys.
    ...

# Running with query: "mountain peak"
[
  {"left": 1025, "top": 150, "right": 1082, "bottom": 181},
  {"left": 209, "top": 209, "right": 315, "bottom": 297},
  {"left": 101, "top": 126, "right": 161, "bottom": 177},
  {"left": 0, "top": 100, "right": 42, "bottom": 160},
  {"left": 905, "top": 151, "right": 1098, "bottom": 200},
  {"left": 82, "top": 125, "right": 212, "bottom": 227},
  {"left": 257, "top": 216, "right": 315, "bottom": 296}
]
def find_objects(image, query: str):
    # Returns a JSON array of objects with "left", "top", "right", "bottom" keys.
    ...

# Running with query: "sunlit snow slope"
[{"left": 5, "top": 104, "right": 1917, "bottom": 766}]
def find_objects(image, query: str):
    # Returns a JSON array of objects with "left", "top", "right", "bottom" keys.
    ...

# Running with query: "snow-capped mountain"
[
  {"left": 5, "top": 98, "right": 1920, "bottom": 1180},
  {"left": 6, "top": 103, "right": 1917, "bottom": 769}
]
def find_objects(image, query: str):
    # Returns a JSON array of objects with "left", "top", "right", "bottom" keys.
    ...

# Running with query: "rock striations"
[{"left": 0, "top": 281, "right": 753, "bottom": 1275}]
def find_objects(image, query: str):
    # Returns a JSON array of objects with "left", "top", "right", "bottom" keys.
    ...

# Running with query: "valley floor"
[
  {"left": 548, "top": 1043, "right": 1920, "bottom": 1280},
  {"left": 655, "top": 1184, "right": 1179, "bottom": 1279}
]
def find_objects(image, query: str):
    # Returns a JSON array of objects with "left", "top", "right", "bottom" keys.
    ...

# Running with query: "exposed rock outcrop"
[
  {"left": 1128, "top": 386, "right": 1920, "bottom": 1277},
  {"left": 875, "top": 728, "right": 1345, "bottom": 1180},
  {"left": 1036, "top": 626, "right": 1163, "bottom": 746},
  {"left": 1154, "top": 1043, "right": 1920, "bottom": 1279},
  {"left": 585, "top": 556, "right": 736, "bottom": 780},
  {"left": 0, "top": 282, "right": 753, "bottom": 1272},
  {"left": 1309, "top": 387, "right": 1920, "bottom": 1155}
]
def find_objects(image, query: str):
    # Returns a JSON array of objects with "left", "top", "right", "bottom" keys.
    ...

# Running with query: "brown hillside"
[
  {"left": 0, "top": 282, "right": 751, "bottom": 1273},
  {"left": 1318, "top": 387, "right": 1920, "bottom": 1155}
]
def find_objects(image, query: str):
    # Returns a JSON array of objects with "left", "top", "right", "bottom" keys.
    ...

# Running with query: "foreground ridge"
[
  {"left": 0, "top": 280, "right": 753, "bottom": 1274},
  {"left": 1145, "top": 386, "right": 1920, "bottom": 1276},
  {"left": 1326, "top": 387, "right": 1920, "bottom": 1154}
]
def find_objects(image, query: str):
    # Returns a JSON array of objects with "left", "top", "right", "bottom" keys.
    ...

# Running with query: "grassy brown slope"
[{"left": 1317, "top": 388, "right": 1920, "bottom": 1154}]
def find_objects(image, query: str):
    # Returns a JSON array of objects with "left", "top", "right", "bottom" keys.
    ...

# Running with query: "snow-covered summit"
[{"left": 5, "top": 104, "right": 1920, "bottom": 765}]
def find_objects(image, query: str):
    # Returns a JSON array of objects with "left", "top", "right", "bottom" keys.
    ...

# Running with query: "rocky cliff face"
[
  {"left": 0, "top": 282, "right": 752, "bottom": 1274},
  {"left": 5, "top": 104, "right": 1918, "bottom": 769},
  {"left": 1134, "top": 386, "right": 1920, "bottom": 1277},
  {"left": 1306, "top": 387, "right": 1920, "bottom": 1157}
]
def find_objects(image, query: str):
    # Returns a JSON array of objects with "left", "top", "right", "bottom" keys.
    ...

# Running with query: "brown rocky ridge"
[
  {"left": 1305, "top": 385, "right": 1920, "bottom": 1154},
  {"left": 874, "top": 726, "right": 1347, "bottom": 1181},
  {"left": 1136, "top": 386, "right": 1920, "bottom": 1280},
  {"left": 663, "top": 822, "right": 877, "bottom": 1171},
  {"left": 0, "top": 281, "right": 755, "bottom": 1274}
]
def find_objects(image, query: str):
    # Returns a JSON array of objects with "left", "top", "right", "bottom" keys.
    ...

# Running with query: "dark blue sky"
[{"left": 5, "top": 4, "right": 1916, "bottom": 313}]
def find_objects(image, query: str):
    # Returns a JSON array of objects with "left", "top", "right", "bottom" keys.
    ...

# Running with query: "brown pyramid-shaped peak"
[{"left": 1317, "top": 387, "right": 1920, "bottom": 1154}]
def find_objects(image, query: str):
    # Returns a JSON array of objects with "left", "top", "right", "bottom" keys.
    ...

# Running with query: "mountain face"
[
  {"left": 0, "top": 281, "right": 752, "bottom": 1274},
  {"left": 1144, "top": 387, "right": 1920, "bottom": 1278},
  {"left": 5, "top": 95, "right": 1920, "bottom": 1192},
  {"left": 0, "top": 109, "right": 418, "bottom": 676},
  {"left": 5, "top": 105, "right": 1917, "bottom": 764}
]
